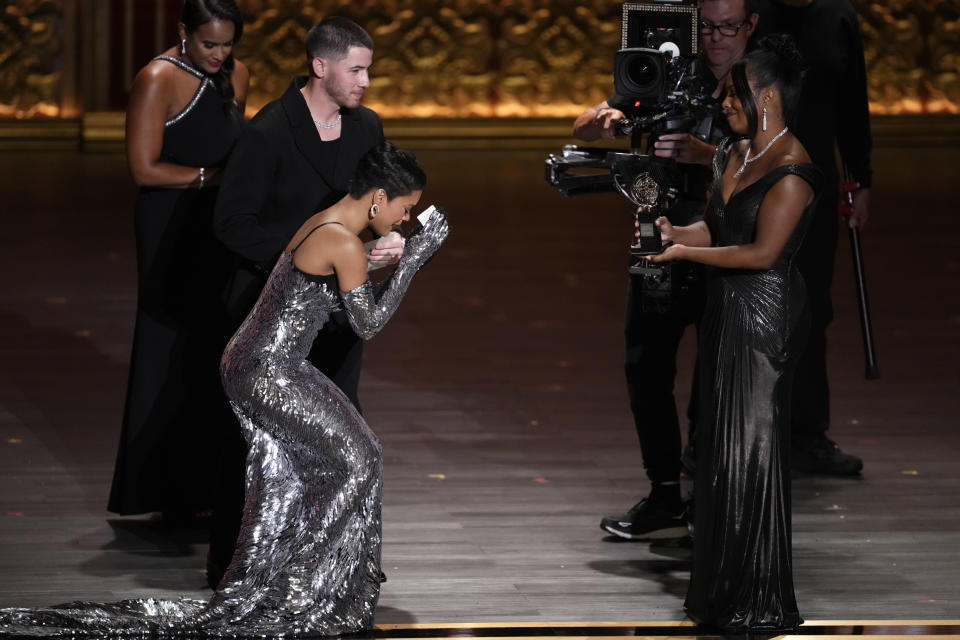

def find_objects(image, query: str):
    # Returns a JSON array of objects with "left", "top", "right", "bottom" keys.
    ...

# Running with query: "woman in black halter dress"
[
  {"left": 108, "top": 0, "right": 249, "bottom": 517},
  {"left": 651, "top": 35, "right": 821, "bottom": 631}
]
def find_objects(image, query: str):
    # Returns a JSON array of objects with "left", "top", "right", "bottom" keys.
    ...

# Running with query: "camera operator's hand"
[
  {"left": 593, "top": 107, "right": 626, "bottom": 140},
  {"left": 653, "top": 133, "right": 717, "bottom": 166},
  {"left": 573, "top": 100, "right": 626, "bottom": 141}
]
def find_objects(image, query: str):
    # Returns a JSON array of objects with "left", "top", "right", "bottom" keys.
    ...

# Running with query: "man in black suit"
[{"left": 208, "top": 16, "right": 397, "bottom": 587}]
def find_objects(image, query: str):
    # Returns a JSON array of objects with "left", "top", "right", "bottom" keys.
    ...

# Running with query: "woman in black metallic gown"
[
  {"left": 108, "top": 0, "right": 249, "bottom": 518},
  {"left": 650, "top": 35, "right": 821, "bottom": 631},
  {"left": 0, "top": 143, "right": 448, "bottom": 637}
]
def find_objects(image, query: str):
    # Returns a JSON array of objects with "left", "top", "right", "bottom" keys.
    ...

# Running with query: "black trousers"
[
  {"left": 791, "top": 190, "right": 839, "bottom": 445},
  {"left": 208, "top": 266, "right": 364, "bottom": 577},
  {"left": 624, "top": 261, "right": 704, "bottom": 484}
]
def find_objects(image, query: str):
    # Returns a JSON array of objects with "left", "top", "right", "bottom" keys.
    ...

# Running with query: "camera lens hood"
[{"left": 614, "top": 48, "right": 668, "bottom": 103}]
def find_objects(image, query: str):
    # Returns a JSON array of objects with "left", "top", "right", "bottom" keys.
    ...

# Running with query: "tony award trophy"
[{"left": 610, "top": 152, "right": 679, "bottom": 272}]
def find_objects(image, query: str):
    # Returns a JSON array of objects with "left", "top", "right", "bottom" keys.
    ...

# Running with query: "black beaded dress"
[
  {"left": 108, "top": 56, "right": 241, "bottom": 515},
  {"left": 684, "top": 141, "right": 821, "bottom": 631}
]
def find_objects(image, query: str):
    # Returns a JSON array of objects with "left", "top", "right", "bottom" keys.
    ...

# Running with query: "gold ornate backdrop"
[
  {"left": 0, "top": 0, "right": 75, "bottom": 118},
  {"left": 1, "top": 0, "right": 958, "bottom": 120}
]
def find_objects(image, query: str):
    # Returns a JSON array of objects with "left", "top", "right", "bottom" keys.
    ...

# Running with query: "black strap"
[
  {"left": 752, "top": 163, "right": 823, "bottom": 199},
  {"left": 291, "top": 221, "right": 343, "bottom": 253}
]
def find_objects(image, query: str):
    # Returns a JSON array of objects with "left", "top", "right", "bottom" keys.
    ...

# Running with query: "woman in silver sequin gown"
[
  {"left": 650, "top": 37, "right": 820, "bottom": 631},
  {"left": 0, "top": 143, "right": 448, "bottom": 637}
]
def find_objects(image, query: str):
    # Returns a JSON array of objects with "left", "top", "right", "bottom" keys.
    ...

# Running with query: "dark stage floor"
[{"left": 0, "top": 143, "right": 958, "bottom": 636}]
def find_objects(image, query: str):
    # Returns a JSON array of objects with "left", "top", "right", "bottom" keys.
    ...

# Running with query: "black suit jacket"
[{"left": 214, "top": 76, "right": 384, "bottom": 318}]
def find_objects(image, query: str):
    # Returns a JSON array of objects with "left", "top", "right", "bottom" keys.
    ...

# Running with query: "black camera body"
[
  {"left": 613, "top": 2, "right": 717, "bottom": 139},
  {"left": 616, "top": 2, "right": 700, "bottom": 106},
  {"left": 546, "top": 0, "right": 710, "bottom": 199}
]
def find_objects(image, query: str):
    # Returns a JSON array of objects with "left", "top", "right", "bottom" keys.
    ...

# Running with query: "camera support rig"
[
  {"left": 545, "top": 147, "right": 683, "bottom": 312},
  {"left": 546, "top": 146, "right": 679, "bottom": 262}
]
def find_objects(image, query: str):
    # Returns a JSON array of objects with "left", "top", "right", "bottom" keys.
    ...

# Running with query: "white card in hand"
[{"left": 417, "top": 205, "right": 436, "bottom": 226}]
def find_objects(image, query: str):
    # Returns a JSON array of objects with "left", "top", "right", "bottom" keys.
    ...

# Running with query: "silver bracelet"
[{"left": 198, "top": 167, "right": 206, "bottom": 189}]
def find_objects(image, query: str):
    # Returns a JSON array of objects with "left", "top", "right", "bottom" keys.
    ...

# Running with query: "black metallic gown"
[
  {"left": 684, "top": 142, "right": 821, "bottom": 631},
  {"left": 108, "top": 55, "right": 240, "bottom": 515},
  {"left": 0, "top": 218, "right": 448, "bottom": 637}
]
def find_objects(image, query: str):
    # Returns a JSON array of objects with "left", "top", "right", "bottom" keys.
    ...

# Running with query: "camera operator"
[
  {"left": 752, "top": 0, "right": 872, "bottom": 476},
  {"left": 573, "top": 0, "right": 758, "bottom": 540}
]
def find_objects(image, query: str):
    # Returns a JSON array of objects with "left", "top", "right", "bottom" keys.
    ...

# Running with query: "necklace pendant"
[{"left": 733, "top": 148, "right": 750, "bottom": 179}]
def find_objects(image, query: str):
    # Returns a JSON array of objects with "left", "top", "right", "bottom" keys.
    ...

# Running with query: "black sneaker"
[
  {"left": 792, "top": 437, "right": 863, "bottom": 476},
  {"left": 600, "top": 498, "right": 689, "bottom": 540}
]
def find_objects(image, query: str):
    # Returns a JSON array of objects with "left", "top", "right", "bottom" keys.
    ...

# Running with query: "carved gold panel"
[
  {"left": 0, "top": 0, "right": 958, "bottom": 119},
  {"left": 235, "top": 0, "right": 960, "bottom": 117},
  {"left": 0, "top": 0, "right": 66, "bottom": 118},
  {"left": 858, "top": 0, "right": 960, "bottom": 114}
]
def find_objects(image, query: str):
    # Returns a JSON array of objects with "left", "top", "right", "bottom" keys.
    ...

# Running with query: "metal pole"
[{"left": 840, "top": 173, "right": 880, "bottom": 379}]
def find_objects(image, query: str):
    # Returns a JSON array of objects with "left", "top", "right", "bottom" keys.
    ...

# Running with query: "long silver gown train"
[{"left": 0, "top": 216, "right": 449, "bottom": 637}]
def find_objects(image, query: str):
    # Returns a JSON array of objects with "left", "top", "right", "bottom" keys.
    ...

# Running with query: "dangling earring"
[
  {"left": 181, "top": 40, "right": 186, "bottom": 56},
  {"left": 762, "top": 106, "right": 768, "bottom": 132},
  {"left": 368, "top": 203, "right": 379, "bottom": 220}
]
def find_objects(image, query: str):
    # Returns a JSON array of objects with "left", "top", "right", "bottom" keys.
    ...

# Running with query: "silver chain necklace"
[
  {"left": 734, "top": 126, "right": 789, "bottom": 178},
  {"left": 312, "top": 113, "right": 341, "bottom": 129},
  {"left": 300, "top": 88, "right": 341, "bottom": 129}
]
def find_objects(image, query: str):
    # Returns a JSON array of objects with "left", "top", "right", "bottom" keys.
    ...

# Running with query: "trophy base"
[
  {"left": 628, "top": 255, "right": 666, "bottom": 276},
  {"left": 629, "top": 242, "right": 664, "bottom": 257},
  {"left": 628, "top": 258, "right": 672, "bottom": 313}
]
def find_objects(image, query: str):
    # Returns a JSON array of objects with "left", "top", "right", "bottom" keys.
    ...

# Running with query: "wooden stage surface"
[{"left": 0, "top": 143, "right": 958, "bottom": 637}]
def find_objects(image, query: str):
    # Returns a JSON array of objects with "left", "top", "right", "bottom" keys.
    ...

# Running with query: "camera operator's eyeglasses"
[{"left": 700, "top": 19, "right": 749, "bottom": 37}]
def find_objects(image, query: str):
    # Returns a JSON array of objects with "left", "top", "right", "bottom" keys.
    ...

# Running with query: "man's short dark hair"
[
  {"left": 305, "top": 16, "right": 373, "bottom": 65},
  {"left": 700, "top": 0, "right": 758, "bottom": 17}
]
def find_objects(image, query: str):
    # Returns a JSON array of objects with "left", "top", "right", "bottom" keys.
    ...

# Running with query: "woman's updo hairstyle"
[
  {"left": 349, "top": 141, "right": 427, "bottom": 200},
  {"left": 730, "top": 33, "right": 805, "bottom": 138},
  {"left": 181, "top": 0, "right": 244, "bottom": 121}
]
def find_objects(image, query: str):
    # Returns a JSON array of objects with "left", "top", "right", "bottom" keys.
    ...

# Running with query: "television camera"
[{"left": 546, "top": 1, "right": 719, "bottom": 310}]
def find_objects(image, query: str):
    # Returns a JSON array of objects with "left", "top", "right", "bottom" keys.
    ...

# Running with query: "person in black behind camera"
[
  {"left": 572, "top": 0, "right": 758, "bottom": 541},
  {"left": 753, "top": 0, "right": 872, "bottom": 476}
]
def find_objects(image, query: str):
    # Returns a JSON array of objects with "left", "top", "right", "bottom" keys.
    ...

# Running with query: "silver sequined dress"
[{"left": 0, "top": 216, "right": 449, "bottom": 637}]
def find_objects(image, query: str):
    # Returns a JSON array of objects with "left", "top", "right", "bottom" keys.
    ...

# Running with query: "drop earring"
[
  {"left": 762, "top": 106, "right": 768, "bottom": 132},
  {"left": 181, "top": 40, "right": 186, "bottom": 56},
  {"left": 368, "top": 203, "right": 379, "bottom": 220}
]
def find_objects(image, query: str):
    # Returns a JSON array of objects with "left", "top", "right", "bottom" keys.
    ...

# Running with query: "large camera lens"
[
  {"left": 627, "top": 57, "right": 659, "bottom": 87},
  {"left": 614, "top": 48, "right": 666, "bottom": 104}
]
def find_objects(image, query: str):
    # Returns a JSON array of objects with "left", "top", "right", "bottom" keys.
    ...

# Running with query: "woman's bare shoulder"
[
  {"left": 128, "top": 59, "right": 180, "bottom": 106},
  {"left": 136, "top": 57, "right": 177, "bottom": 84},
  {"left": 291, "top": 222, "right": 364, "bottom": 275},
  {"left": 290, "top": 220, "right": 361, "bottom": 253}
]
